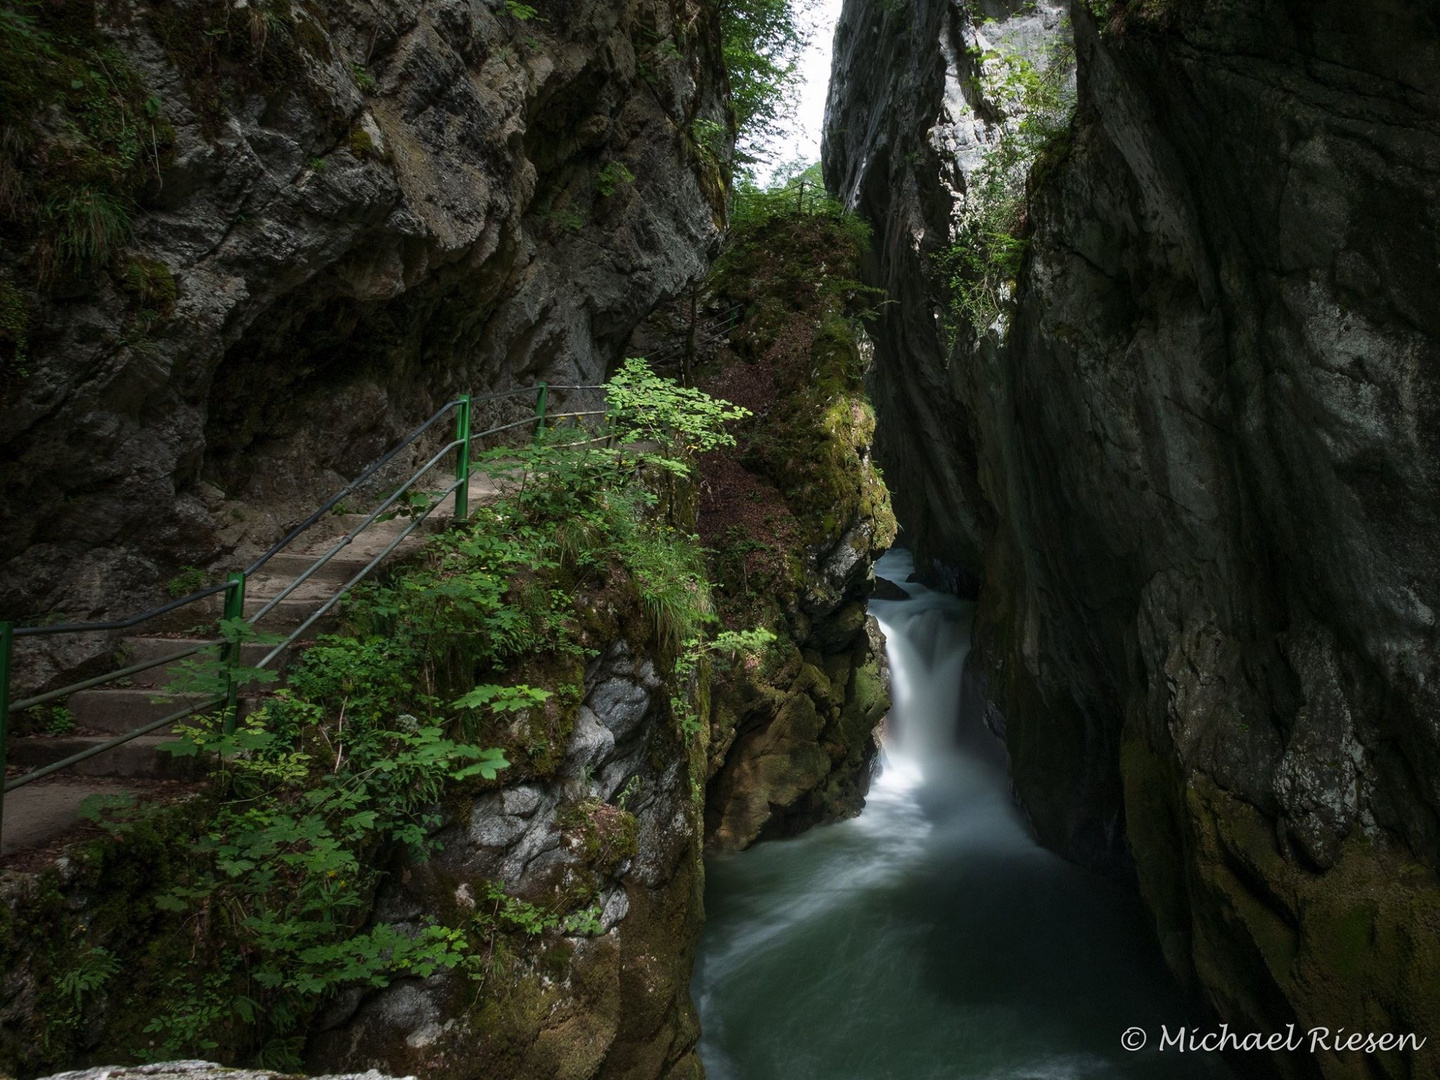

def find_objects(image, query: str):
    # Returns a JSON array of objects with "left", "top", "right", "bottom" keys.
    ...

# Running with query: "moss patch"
[{"left": 0, "top": 2, "right": 176, "bottom": 292}]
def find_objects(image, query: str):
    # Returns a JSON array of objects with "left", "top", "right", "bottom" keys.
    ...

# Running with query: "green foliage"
[
  {"left": 712, "top": 167, "right": 880, "bottom": 316},
  {"left": 44, "top": 705, "right": 75, "bottom": 735},
  {"left": 720, "top": 0, "right": 810, "bottom": 166},
  {"left": 138, "top": 625, "right": 511, "bottom": 1057},
  {"left": 160, "top": 618, "right": 280, "bottom": 710},
  {"left": 606, "top": 357, "right": 752, "bottom": 475},
  {"left": 622, "top": 530, "right": 714, "bottom": 655},
  {"left": 470, "top": 882, "right": 605, "bottom": 960},
  {"left": 454, "top": 683, "right": 554, "bottom": 713},
  {"left": 691, "top": 117, "right": 729, "bottom": 169},
  {"left": 165, "top": 565, "right": 207, "bottom": 597},
  {"left": 1, "top": 4, "right": 175, "bottom": 286},
  {"left": 13, "top": 703, "right": 76, "bottom": 737},
  {"left": 670, "top": 629, "right": 776, "bottom": 737},
  {"left": 545, "top": 206, "right": 587, "bottom": 234},
  {"left": 55, "top": 945, "right": 121, "bottom": 1010},
  {"left": 726, "top": 163, "right": 869, "bottom": 244},
  {"left": 118, "top": 257, "right": 178, "bottom": 330},
  {"left": 934, "top": 34, "right": 1075, "bottom": 340},
  {"left": 350, "top": 61, "right": 376, "bottom": 91},
  {"left": 42, "top": 187, "right": 133, "bottom": 279},
  {"left": 594, "top": 160, "right": 635, "bottom": 197},
  {"left": 505, "top": 0, "right": 539, "bottom": 20}
]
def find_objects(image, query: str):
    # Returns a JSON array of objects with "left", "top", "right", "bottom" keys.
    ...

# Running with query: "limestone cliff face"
[
  {"left": 826, "top": 1, "right": 1440, "bottom": 1076},
  {"left": 824, "top": 0, "right": 1070, "bottom": 585},
  {"left": 0, "top": 0, "right": 726, "bottom": 687}
]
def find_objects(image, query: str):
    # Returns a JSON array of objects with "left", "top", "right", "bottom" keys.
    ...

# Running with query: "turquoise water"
[{"left": 692, "top": 550, "right": 1231, "bottom": 1080}]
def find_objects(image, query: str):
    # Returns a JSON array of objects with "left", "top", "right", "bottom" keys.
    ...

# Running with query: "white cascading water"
[{"left": 692, "top": 549, "right": 1231, "bottom": 1080}]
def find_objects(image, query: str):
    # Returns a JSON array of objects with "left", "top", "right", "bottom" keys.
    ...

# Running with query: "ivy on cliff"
[{"left": 934, "top": 25, "right": 1076, "bottom": 341}]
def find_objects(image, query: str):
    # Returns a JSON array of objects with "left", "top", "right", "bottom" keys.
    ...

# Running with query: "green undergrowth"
[{"left": 0, "top": 362, "right": 759, "bottom": 1076}]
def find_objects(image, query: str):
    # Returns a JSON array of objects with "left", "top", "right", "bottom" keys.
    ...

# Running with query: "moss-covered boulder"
[{"left": 696, "top": 204, "right": 897, "bottom": 851}]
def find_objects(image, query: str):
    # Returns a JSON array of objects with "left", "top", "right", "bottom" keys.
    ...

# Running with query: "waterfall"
[{"left": 692, "top": 549, "right": 1231, "bottom": 1080}]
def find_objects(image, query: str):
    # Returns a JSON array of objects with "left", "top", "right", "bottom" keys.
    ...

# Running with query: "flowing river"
[{"left": 692, "top": 549, "right": 1232, "bottom": 1080}]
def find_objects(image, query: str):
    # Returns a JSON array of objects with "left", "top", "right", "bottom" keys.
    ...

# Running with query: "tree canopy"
[{"left": 719, "top": 0, "right": 811, "bottom": 169}]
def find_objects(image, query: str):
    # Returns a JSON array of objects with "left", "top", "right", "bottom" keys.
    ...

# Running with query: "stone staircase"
[{"left": 2, "top": 473, "right": 502, "bottom": 860}]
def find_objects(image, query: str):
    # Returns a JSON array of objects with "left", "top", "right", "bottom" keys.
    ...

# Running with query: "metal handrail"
[
  {"left": 13, "top": 583, "right": 233, "bottom": 639},
  {"left": 0, "top": 380, "right": 613, "bottom": 840},
  {"left": 241, "top": 398, "right": 465, "bottom": 578}
]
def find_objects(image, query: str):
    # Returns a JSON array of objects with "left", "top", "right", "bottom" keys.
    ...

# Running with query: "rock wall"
[
  {"left": 307, "top": 641, "right": 706, "bottom": 1080},
  {"left": 690, "top": 208, "right": 898, "bottom": 852},
  {"left": 825, "top": 1, "right": 1440, "bottom": 1077},
  {"left": 0, "top": 0, "right": 726, "bottom": 687}
]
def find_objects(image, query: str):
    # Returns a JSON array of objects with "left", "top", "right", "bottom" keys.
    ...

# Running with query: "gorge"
[{"left": 2, "top": 1, "right": 1438, "bottom": 1079}]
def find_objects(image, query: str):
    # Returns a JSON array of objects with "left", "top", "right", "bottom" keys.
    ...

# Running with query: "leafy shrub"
[
  {"left": 606, "top": 357, "right": 751, "bottom": 475},
  {"left": 934, "top": 34, "right": 1076, "bottom": 340},
  {"left": 350, "top": 61, "right": 376, "bottom": 91},
  {"left": 594, "top": 161, "right": 635, "bottom": 197}
]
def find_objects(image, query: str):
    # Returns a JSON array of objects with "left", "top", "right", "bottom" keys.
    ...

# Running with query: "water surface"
[{"left": 693, "top": 549, "right": 1230, "bottom": 1080}]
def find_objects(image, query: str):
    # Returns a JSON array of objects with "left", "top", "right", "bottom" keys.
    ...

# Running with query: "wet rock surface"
[{"left": 826, "top": 0, "right": 1440, "bottom": 1076}]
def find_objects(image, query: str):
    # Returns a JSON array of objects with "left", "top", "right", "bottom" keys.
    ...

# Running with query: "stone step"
[
  {"left": 118, "top": 637, "right": 295, "bottom": 689},
  {"left": 147, "top": 592, "right": 340, "bottom": 636},
  {"left": 0, "top": 779, "right": 149, "bottom": 857},
  {"left": 67, "top": 688, "right": 262, "bottom": 734},
  {"left": 252, "top": 551, "right": 368, "bottom": 585},
  {"left": 7, "top": 735, "right": 207, "bottom": 782}
]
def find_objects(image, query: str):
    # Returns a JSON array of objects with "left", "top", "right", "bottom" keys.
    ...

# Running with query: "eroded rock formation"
[{"left": 825, "top": 1, "right": 1440, "bottom": 1076}]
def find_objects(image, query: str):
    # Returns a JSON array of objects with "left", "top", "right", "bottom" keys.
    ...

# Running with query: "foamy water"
[{"left": 692, "top": 549, "right": 1231, "bottom": 1080}]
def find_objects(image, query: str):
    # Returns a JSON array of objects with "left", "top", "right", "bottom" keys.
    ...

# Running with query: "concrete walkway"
[{"left": 2, "top": 471, "right": 505, "bottom": 865}]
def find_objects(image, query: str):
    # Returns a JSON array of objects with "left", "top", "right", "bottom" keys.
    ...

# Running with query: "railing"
[
  {"left": 644, "top": 305, "right": 744, "bottom": 369},
  {"left": 0, "top": 382, "right": 608, "bottom": 843}
]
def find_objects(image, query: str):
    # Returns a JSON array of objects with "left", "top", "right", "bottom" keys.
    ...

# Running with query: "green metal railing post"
[
  {"left": 454, "top": 394, "right": 472, "bottom": 522},
  {"left": 534, "top": 382, "right": 548, "bottom": 441},
  {"left": 221, "top": 574, "right": 246, "bottom": 735},
  {"left": 0, "top": 621, "right": 12, "bottom": 844}
]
